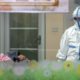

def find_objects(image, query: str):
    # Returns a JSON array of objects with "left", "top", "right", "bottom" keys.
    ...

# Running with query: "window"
[{"left": 0, "top": 13, "right": 45, "bottom": 61}]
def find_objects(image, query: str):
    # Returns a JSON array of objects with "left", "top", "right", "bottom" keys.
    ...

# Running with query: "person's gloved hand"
[{"left": 57, "top": 58, "right": 66, "bottom": 62}]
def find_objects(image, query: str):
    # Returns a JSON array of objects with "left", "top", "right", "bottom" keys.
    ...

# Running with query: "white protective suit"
[{"left": 56, "top": 6, "right": 80, "bottom": 61}]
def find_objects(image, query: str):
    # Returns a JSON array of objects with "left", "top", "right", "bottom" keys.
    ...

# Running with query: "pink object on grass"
[{"left": 0, "top": 53, "right": 11, "bottom": 61}]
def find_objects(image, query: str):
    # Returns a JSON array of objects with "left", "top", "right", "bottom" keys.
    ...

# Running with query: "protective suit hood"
[
  {"left": 73, "top": 6, "right": 80, "bottom": 29},
  {"left": 73, "top": 6, "right": 80, "bottom": 17}
]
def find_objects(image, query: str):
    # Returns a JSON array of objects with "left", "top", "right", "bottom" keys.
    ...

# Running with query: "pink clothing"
[{"left": 0, "top": 53, "right": 11, "bottom": 61}]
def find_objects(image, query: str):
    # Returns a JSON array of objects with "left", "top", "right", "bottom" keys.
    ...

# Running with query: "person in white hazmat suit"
[{"left": 56, "top": 6, "right": 80, "bottom": 61}]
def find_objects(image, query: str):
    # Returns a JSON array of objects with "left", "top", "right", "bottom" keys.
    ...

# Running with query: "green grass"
[{"left": 0, "top": 61, "right": 80, "bottom": 80}]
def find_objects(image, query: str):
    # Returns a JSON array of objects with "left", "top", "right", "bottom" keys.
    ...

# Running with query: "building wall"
[{"left": 45, "top": 13, "right": 63, "bottom": 60}]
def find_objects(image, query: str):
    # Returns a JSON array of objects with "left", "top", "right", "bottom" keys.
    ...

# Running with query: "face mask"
[
  {"left": 77, "top": 19, "right": 80, "bottom": 29},
  {"left": 76, "top": 7, "right": 80, "bottom": 29}
]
